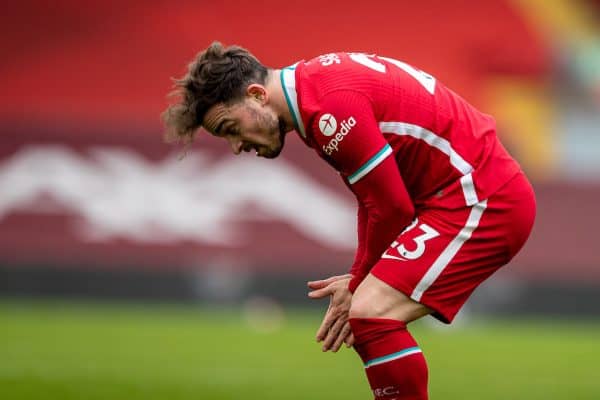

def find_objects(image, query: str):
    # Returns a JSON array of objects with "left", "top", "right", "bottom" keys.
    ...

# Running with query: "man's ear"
[{"left": 247, "top": 84, "right": 268, "bottom": 105}]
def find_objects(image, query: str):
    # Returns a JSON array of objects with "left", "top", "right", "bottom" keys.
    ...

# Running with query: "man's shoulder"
[{"left": 295, "top": 53, "right": 370, "bottom": 114}]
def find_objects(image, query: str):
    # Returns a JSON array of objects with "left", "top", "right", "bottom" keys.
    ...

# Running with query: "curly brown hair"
[{"left": 161, "top": 41, "right": 269, "bottom": 144}]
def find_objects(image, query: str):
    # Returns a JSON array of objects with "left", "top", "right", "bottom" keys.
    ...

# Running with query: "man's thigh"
[
  {"left": 370, "top": 198, "right": 506, "bottom": 324},
  {"left": 350, "top": 273, "right": 433, "bottom": 322},
  {"left": 357, "top": 172, "right": 535, "bottom": 324}
]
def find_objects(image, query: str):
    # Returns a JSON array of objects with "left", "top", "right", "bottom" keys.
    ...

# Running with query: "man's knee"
[
  {"left": 349, "top": 274, "right": 431, "bottom": 323},
  {"left": 349, "top": 292, "right": 386, "bottom": 320}
]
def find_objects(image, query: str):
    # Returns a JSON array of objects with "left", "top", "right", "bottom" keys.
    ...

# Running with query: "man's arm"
[
  {"left": 311, "top": 90, "right": 415, "bottom": 291},
  {"left": 307, "top": 89, "right": 415, "bottom": 351},
  {"left": 348, "top": 202, "right": 367, "bottom": 278},
  {"left": 347, "top": 154, "right": 414, "bottom": 292},
  {"left": 307, "top": 154, "right": 414, "bottom": 351}
]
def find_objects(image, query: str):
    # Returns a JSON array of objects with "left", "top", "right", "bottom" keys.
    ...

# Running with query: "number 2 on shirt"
[
  {"left": 382, "top": 219, "right": 440, "bottom": 261},
  {"left": 348, "top": 53, "right": 436, "bottom": 95}
]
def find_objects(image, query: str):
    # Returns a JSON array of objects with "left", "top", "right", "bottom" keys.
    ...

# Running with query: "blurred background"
[{"left": 1, "top": 1, "right": 599, "bottom": 399}]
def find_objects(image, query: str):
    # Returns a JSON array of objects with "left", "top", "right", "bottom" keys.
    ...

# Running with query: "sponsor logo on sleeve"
[
  {"left": 318, "top": 114, "right": 337, "bottom": 136},
  {"left": 319, "top": 114, "right": 357, "bottom": 155}
]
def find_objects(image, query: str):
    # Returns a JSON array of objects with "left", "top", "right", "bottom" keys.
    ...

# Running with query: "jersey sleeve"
[
  {"left": 347, "top": 201, "right": 367, "bottom": 279},
  {"left": 310, "top": 90, "right": 416, "bottom": 292},
  {"left": 310, "top": 90, "right": 388, "bottom": 178}
]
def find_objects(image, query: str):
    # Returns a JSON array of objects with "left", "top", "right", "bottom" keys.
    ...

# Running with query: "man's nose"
[{"left": 228, "top": 137, "right": 243, "bottom": 155}]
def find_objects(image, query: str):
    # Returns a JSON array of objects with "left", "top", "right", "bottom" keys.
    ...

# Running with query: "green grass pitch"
[{"left": 1, "top": 300, "right": 599, "bottom": 399}]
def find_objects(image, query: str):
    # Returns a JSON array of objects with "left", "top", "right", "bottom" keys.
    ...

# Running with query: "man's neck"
[{"left": 265, "top": 69, "right": 296, "bottom": 133}]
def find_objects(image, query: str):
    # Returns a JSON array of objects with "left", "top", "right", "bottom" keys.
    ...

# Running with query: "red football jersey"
[{"left": 280, "top": 52, "right": 521, "bottom": 287}]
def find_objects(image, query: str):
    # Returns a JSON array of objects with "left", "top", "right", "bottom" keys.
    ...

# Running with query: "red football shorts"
[{"left": 369, "top": 171, "right": 536, "bottom": 323}]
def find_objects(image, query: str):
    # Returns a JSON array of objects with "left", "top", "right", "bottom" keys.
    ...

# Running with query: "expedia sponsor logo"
[
  {"left": 318, "top": 114, "right": 337, "bottom": 136},
  {"left": 322, "top": 116, "right": 356, "bottom": 155}
]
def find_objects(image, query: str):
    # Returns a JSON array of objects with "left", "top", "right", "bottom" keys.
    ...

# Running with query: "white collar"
[{"left": 279, "top": 65, "right": 306, "bottom": 139}]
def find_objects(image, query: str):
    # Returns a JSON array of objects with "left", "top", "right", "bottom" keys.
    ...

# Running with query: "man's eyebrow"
[{"left": 215, "top": 118, "right": 232, "bottom": 135}]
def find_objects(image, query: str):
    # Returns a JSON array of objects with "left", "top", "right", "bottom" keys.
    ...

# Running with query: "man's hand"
[{"left": 307, "top": 274, "right": 354, "bottom": 352}]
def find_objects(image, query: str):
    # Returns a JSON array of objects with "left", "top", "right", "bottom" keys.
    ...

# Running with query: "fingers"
[
  {"left": 316, "top": 315, "right": 354, "bottom": 352},
  {"left": 307, "top": 274, "right": 353, "bottom": 289},
  {"left": 308, "top": 276, "right": 353, "bottom": 300},
  {"left": 322, "top": 317, "right": 348, "bottom": 352},
  {"left": 316, "top": 302, "right": 336, "bottom": 342},
  {"left": 330, "top": 321, "right": 352, "bottom": 352},
  {"left": 307, "top": 285, "right": 335, "bottom": 299},
  {"left": 315, "top": 307, "right": 336, "bottom": 342},
  {"left": 307, "top": 279, "right": 330, "bottom": 290},
  {"left": 310, "top": 275, "right": 355, "bottom": 353},
  {"left": 344, "top": 332, "right": 355, "bottom": 348}
]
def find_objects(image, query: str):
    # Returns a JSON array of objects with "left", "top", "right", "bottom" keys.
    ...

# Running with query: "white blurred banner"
[{"left": 0, "top": 145, "right": 355, "bottom": 249}]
